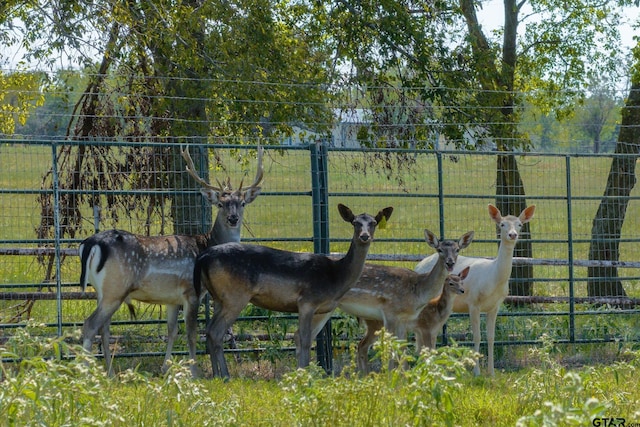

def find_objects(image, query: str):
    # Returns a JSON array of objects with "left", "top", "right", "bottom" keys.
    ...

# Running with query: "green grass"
[{"left": 1, "top": 328, "right": 639, "bottom": 427}]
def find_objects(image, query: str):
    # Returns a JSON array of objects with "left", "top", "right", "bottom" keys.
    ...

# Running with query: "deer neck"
[
  {"left": 435, "top": 287, "right": 455, "bottom": 314},
  {"left": 494, "top": 238, "right": 517, "bottom": 283},
  {"left": 417, "top": 258, "right": 448, "bottom": 302},
  {"left": 336, "top": 240, "right": 371, "bottom": 291}
]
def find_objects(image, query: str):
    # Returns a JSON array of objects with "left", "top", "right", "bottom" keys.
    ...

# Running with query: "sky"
[{"left": 477, "top": 0, "right": 639, "bottom": 50}]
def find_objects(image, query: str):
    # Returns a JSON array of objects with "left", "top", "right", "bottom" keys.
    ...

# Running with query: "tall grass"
[{"left": 1, "top": 327, "right": 639, "bottom": 427}]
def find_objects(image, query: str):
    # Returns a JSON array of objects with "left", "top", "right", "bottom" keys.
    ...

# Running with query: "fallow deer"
[
  {"left": 193, "top": 203, "right": 393, "bottom": 378},
  {"left": 415, "top": 204, "right": 535, "bottom": 375},
  {"left": 414, "top": 266, "right": 469, "bottom": 351},
  {"left": 308, "top": 229, "right": 473, "bottom": 373},
  {"left": 79, "top": 145, "right": 264, "bottom": 376}
]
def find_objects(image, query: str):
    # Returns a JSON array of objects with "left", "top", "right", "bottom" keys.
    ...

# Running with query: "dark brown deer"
[
  {"left": 79, "top": 145, "right": 263, "bottom": 376},
  {"left": 193, "top": 203, "right": 394, "bottom": 378},
  {"left": 307, "top": 229, "right": 473, "bottom": 373},
  {"left": 414, "top": 266, "right": 470, "bottom": 351}
]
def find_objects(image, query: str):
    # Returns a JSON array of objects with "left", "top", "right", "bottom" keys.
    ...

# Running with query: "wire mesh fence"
[{"left": 1, "top": 139, "right": 639, "bottom": 375}]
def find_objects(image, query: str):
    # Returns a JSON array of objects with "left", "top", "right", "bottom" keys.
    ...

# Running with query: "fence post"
[
  {"left": 435, "top": 150, "right": 451, "bottom": 345},
  {"left": 310, "top": 141, "right": 331, "bottom": 373},
  {"left": 566, "top": 155, "right": 576, "bottom": 343},
  {"left": 50, "top": 140, "right": 63, "bottom": 337}
]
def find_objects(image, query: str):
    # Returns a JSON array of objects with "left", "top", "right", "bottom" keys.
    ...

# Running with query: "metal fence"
[{"left": 1, "top": 139, "right": 640, "bottom": 374}]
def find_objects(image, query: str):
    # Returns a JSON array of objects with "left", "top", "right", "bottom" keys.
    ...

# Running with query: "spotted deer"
[
  {"left": 414, "top": 266, "right": 469, "bottom": 351},
  {"left": 193, "top": 203, "right": 393, "bottom": 378},
  {"left": 415, "top": 204, "right": 535, "bottom": 375},
  {"left": 308, "top": 229, "right": 473, "bottom": 373},
  {"left": 79, "top": 145, "right": 263, "bottom": 376}
]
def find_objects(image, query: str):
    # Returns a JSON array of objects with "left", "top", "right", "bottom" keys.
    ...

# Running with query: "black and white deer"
[
  {"left": 193, "top": 203, "right": 394, "bottom": 378},
  {"left": 79, "top": 145, "right": 264, "bottom": 376}
]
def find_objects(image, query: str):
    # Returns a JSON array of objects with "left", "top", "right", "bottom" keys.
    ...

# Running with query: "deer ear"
[
  {"left": 488, "top": 204, "right": 502, "bottom": 224},
  {"left": 423, "top": 229, "right": 439, "bottom": 249},
  {"left": 200, "top": 188, "right": 221, "bottom": 205},
  {"left": 377, "top": 206, "right": 393, "bottom": 223},
  {"left": 459, "top": 266, "right": 470, "bottom": 279},
  {"left": 338, "top": 204, "right": 354, "bottom": 222},
  {"left": 459, "top": 231, "right": 474, "bottom": 249},
  {"left": 520, "top": 205, "right": 536, "bottom": 223}
]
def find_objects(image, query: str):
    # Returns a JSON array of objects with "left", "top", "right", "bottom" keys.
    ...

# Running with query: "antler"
[
  {"left": 238, "top": 145, "right": 264, "bottom": 192},
  {"left": 181, "top": 145, "right": 264, "bottom": 193},
  {"left": 180, "top": 145, "right": 224, "bottom": 192}
]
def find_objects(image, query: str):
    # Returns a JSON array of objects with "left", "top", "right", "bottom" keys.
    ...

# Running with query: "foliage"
[
  {"left": 0, "top": 71, "right": 44, "bottom": 135},
  {"left": 319, "top": 0, "right": 631, "bottom": 151},
  {"left": 282, "top": 330, "right": 479, "bottom": 427},
  {"left": 1, "top": 327, "right": 640, "bottom": 426},
  {"left": 14, "top": 69, "right": 88, "bottom": 137},
  {"left": 519, "top": 79, "right": 623, "bottom": 153},
  {"left": 2, "top": 1, "right": 339, "bottom": 244},
  {"left": 0, "top": 321, "right": 121, "bottom": 426},
  {"left": 513, "top": 334, "right": 636, "bottom": 426}
]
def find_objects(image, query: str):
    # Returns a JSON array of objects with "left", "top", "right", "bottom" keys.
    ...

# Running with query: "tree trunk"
[
  {"left": 587, "top": 82, "right": 640, "bottom": 297},
  {"left": 496, "top": 153, "right": 533, "bottom": 302},
  {"left": 170, "top": 142, "right": 211, "bottom": 236},
  {"left": 160, "top": 1, "right": 211, "bottom": 236}
]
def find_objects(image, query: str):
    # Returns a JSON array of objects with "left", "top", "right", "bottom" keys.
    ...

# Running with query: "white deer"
[
  {"left": 310, "top": 229, "right": 473, "bottom": 373},
  {"left": 79, "top": 145, "right": 263, "bottom": 376},
  {"left": 414, "top": 266, "right": 469, "bottom": 351},
  {"left": 415, "top": 203, "right": 535, "bottom": 375},
  {"left": 193, "top": 203, "right": 393, "bottom": 378}
]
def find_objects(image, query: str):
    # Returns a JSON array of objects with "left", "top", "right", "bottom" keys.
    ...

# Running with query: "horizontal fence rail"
[{"left": 2, "top": 139, "right": 640, "bottom": 373}]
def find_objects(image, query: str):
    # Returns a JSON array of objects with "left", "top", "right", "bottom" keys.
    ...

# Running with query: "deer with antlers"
[
  {"left": 193, "top": 203, "right": 393, "bottom": 378},
  {"left": 79, "top": 145, "right": 264, "bottom": 376}
]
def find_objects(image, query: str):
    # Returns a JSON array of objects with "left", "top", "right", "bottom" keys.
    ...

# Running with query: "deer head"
[{"left": 181, "top": 145, "right": 264, "bottom": 232}]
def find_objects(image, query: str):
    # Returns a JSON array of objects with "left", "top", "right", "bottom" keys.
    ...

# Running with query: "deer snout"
[
  {"left": 508, "top": 231, "right": 518, "bottom": 240},
  {"left": 446, "top": 260, "right": 456, "bottom": 271},
  {"left": 359, "top": 233, "right": 371, "bottom": 242},
  {"left": 227, "top": 215, "right": 240, "bottom": 226}
]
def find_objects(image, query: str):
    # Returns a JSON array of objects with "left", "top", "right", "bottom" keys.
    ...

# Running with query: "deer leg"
[
  {"left": 206, "top": 304, "right": 229, "bottom": 379},
  {"left": 101, "top": 319, "right": 115, "bottom": 377},
  {"left": 485, "top": 307, "right": 499, "bottom": 376},
  {"left": 161, "top": 304, "right": 180, "bottom": 374},
  {"left": 295, "top": 306, "right": 316, "bottom": 369},
  {"left": 414, "top": 327, "right": 425, "bottom": 352},
  {"left": 82, "top": 299, "right": 122, "bottom": 376},
  {"left": 206, "top": 299, "right": 245, "bottom": 379},
  {"left": 309, "top": 311, "right": 334, "bottom": 341},
  {"left": 357, "top": 319, "right": 382, "bottom": 374},
  {"left": 388, "top": 319, "right": 407, "bottom": 370},
  {"left": 468, "top": 306, "right": 482, "bottom": 376},
  {"left": 292, "top": 310, "right": 333, "bottom": 369},
  {"left": 183, "top": 297, "right": 200, "bottom": 378},
  {"left": 429, "top": 330, "right": 438, "bottom": 350}
]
